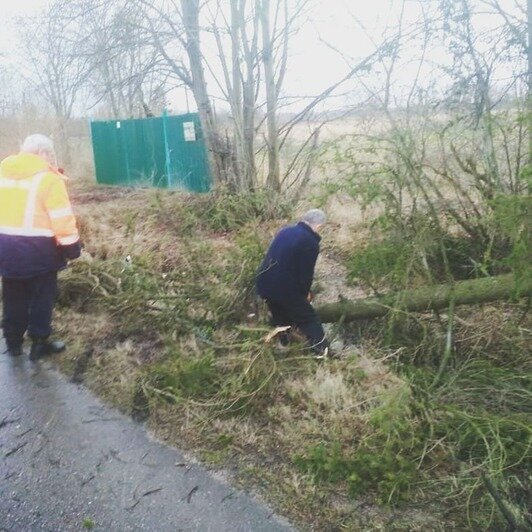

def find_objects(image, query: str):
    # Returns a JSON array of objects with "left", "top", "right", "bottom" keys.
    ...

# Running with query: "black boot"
[
  {"left": 4, "top": 336, "right": 24, "bottom": 357},
  {"left": 29, "top": 337, "right": 66, "bottom": 361}
]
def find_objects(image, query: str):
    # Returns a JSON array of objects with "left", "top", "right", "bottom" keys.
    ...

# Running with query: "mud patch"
[{"left": 70, "top": 347, "right": 94, "bottom": 384}]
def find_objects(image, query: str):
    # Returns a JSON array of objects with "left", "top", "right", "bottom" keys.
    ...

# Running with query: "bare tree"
[
  {"left": 207, "top": 0, "right": 261, "bottom": 190},
  {"left": 130, "top": 0, "right": 349, "bottom": 191},
  {"left": 181, "top": 0, "right": 231, "bottom": 183},
  {"left": 321, "top": 0, "right": 527, "bottom": 255},
  {"left": 0, "top": 63, "right": 15, "bottom": 118},
  {"left": 125, "top": 0, "right": 234, "bottom": 186},
  {"left": 259, "top": 0, "right": 281, "bottom": 191},
  {"left": 17, "top": 2, "right": 91, "bottom": 166},
  {"left": 14, "top": 0, "right": 412, "bottom": 192},
  {"left": 52, "top": 0, "right": 169, "bottom": 118}
]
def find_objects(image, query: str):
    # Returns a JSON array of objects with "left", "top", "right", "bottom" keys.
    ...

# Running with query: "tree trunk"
[
  {"left": 241, "top": 2, "right": 259, "bottom": 191},
  {"left": 229, "top": 0, "right": 245, "bottom": 190},
  {"left": 181, "top": 0, "right": 227, "bottom": 185},
  {"left": 260, "top": 0, "right": 280, "bottom": 191},
  {"left": 528, "top": 0, "right": 532, "bottom": 181},
  {"left": 317, "top": 274, "right": 532, "bottom": 323},
  {"left": 56, "top": 117, "right": 71, "bottom": 170}
]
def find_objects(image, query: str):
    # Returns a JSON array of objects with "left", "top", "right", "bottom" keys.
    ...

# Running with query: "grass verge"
[{"left": 52, "top": 186, "right": 531, "bottom": 530}]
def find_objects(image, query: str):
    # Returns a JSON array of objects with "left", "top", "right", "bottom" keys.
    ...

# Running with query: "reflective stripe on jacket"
[{"left": 0, "top": 152, "right": 81, "bottom": 278}]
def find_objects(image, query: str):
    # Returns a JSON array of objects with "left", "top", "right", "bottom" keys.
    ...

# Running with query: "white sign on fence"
[{"left": 183, "top": 121, "right": 196, "bottom": 142}]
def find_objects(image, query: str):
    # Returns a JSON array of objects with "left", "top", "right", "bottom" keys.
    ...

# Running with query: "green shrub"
[
  {"left": 195, "top": 188, "right": 292, "bottom": 232},
  {"left": 295, "top": 387, "right": 423, "bottom": 505},
  {"left": 490, "top": 193, "right": 532, "bottom": 290},
  {"left": 295, "top": 439, "right": 420, "bottom": 505},
  {"left": 347, "top": 236, "right": 413, "bottom": 290},
  {"left": 153, "top": 187, "right": 293, "bottom": 234},
  {"left": 147, "top": 352, "right": 220, "bottom": 400}
]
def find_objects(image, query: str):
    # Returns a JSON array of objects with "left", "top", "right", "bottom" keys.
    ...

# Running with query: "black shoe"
[
  {"left": 4, "top": 336, "right": 24, "bottom": 357},
  {"left": 275, "top": 331, "right": 291, "bottom": 352},
  {"left": 29, "top": 339, "right": 66, "bottom": 361},
  {"left": 278, "top": 332, "right": 290, "bottom": 347},
  {"left": 5, "top": 345, "right": 23, "bottom": 357}
]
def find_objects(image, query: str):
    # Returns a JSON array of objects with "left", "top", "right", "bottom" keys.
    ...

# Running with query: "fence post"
[{"left": 162, "top": 110, "right": 172, "bottom": 188}]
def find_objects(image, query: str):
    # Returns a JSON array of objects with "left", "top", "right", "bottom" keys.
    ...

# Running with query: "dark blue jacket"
[
  {"left": 256, "top": 222, "right": 320, "bottom": 301},
  {"left": 0, "top": 235, "right": 78, "bottom": 278}
]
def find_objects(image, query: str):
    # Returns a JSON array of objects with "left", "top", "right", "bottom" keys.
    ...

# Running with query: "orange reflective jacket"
[{"left": 0, "top": 153, "right": 81, "bottom": 278}]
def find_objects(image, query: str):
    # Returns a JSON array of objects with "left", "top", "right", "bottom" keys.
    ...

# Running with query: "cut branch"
[{"left": 317, "top": 274, "right": 532, "bottom": 323}]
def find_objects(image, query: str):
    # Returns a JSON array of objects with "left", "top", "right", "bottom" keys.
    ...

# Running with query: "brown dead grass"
[{"left": 50, "top": 185, "right": 454, "bottom": 531}]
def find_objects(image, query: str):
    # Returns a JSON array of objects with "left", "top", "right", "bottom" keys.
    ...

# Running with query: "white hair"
[
  {"left": 21, "top": 134, "right": 55, "bottom": 155},
  {"left": 301, "top": 208, "right": 327, "bottom": 226}
]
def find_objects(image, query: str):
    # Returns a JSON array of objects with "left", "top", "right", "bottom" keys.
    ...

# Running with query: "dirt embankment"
[
  {"left": 54, "top": 185, "right": 531, "bottom": 531},
  {"left": 51, "top": 186, "right": 451, "bottom": 531}
]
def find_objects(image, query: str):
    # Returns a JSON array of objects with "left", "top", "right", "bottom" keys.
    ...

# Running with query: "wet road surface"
[{"left": 0, "top": 345, "right": 292, "bottom": 531}]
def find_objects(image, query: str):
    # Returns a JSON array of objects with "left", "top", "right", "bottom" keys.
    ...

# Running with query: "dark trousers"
[
  {"left": 2, "top": 271, "right": 58, "bottom": 346},
  {"left": 265, "top": 296, "right": 328, "bottom": 353}
]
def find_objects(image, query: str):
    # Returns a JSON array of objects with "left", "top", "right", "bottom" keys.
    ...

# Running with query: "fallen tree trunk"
[{"left": 317, "top": 274, "right": 532, "bottom": 323}]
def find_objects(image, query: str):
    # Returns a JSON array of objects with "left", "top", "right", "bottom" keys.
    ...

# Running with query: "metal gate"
[{"left": 90, "top": 112, "right": 211, "bottom": 192}]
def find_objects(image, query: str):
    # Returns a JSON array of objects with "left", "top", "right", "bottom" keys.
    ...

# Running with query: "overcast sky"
[{"left": 0, "top": 0, "right": 525, "bottom": 115}]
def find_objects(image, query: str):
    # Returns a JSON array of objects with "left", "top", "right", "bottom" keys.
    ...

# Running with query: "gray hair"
[
  {"left": 21, "top": 134, "right": 55, "bottom": 155},
  {"left": 301, "top": 208, "right": 326, "bottom": 226}
]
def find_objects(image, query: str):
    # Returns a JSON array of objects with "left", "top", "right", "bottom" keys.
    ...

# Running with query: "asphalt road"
[{"left": 0, "top": 344, "right": 292, "bottom": 532}]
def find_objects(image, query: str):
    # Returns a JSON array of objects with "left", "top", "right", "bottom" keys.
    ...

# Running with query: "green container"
[{"left": 90, "top": 112, "right": 211, "bottom": 192}]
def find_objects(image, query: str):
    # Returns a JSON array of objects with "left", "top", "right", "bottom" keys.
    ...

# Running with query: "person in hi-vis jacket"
[{"left": 0, "top": 134, "right": 81, "bottom": 360}]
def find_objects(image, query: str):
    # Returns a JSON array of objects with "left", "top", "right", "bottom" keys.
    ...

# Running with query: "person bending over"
[{"left": 256, "top": 209, "right": 329, "bottom": 357}]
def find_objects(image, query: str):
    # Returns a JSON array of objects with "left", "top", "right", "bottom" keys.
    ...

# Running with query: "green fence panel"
[
  {"left": 90, "top": 121, "right": 123, "bottom": 186},
  {"left": 90, "top": 112, "right": 211, "bottom": 192},
  {"left": 166, "top": 113, "right": 211, "bottom": 193}
]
